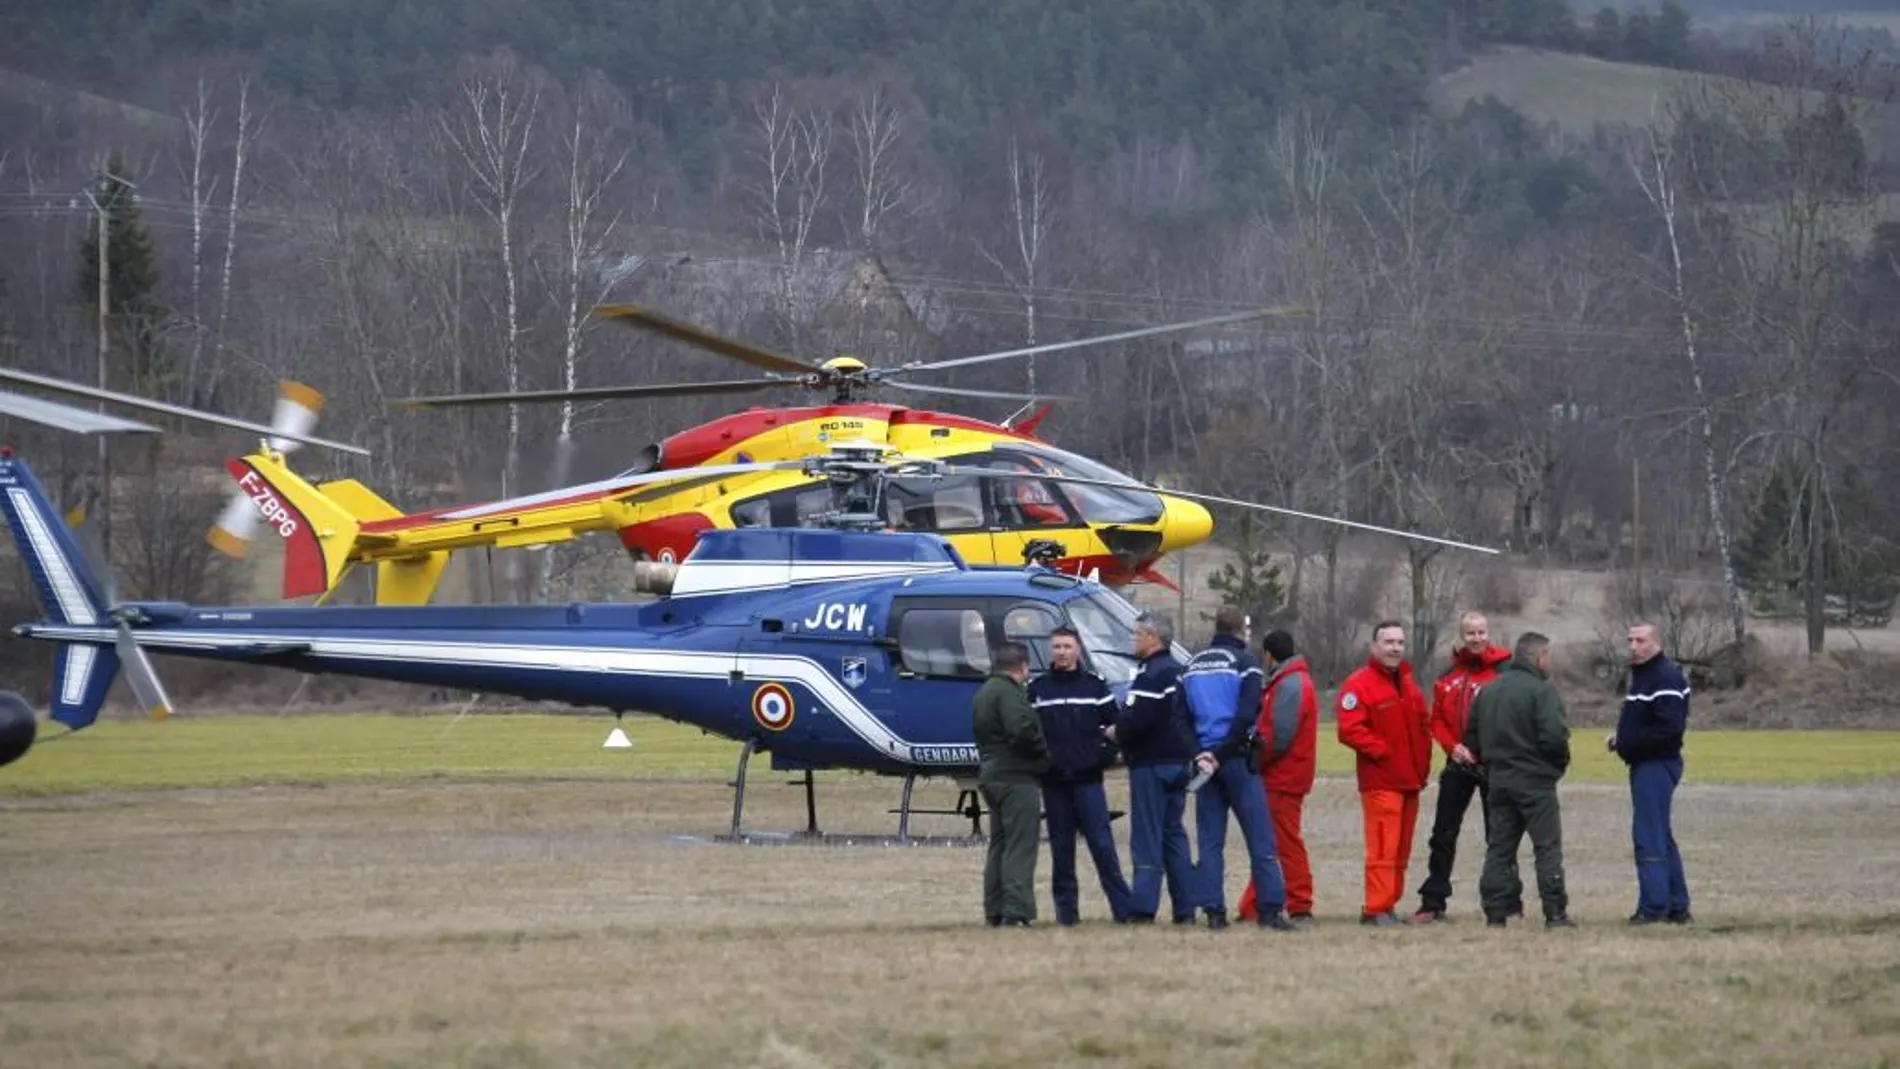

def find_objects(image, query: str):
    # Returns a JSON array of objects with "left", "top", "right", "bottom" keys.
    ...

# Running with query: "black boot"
[
  {"left": 1258, "top": 910, "right": 1299, "bottom": 932},
  {"left": 1205, "top": 909, "right": 1229, "bottom": 931}
]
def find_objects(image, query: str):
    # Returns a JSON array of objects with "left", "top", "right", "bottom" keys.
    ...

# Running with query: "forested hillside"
[
  {"left": 1, "top": 0, "right": 1593, "bottom": 190},
  {"left": 1, "top": 0, "right": 1897, "bottom": 690}
]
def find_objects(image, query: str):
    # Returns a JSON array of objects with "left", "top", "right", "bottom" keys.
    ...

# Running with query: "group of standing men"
[{"left": 972, "top": 606, "right": 1696, "bottom": 930}]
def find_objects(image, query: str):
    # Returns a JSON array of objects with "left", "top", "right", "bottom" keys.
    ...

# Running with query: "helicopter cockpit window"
[
  {"left": 1003, "top": 603, "right": 1062, "bottom": 673},
  {"left": 980, "top": 453, "right": 1076, "bottom": 530},
  {"left": 1064, "top": 591, "right": 1194, "bottom": 688},
  {"left": 883, "top": 475, "right": 986, "bottom": 532},
  {"left": 896, "top": 607, "right": 992, "bottom": 679},
  {"left": 730, "top": 497, "right": 771, "bottom": 528},
  {"left": 996, "top": 445, "right": 1165, "bottom": 526}
]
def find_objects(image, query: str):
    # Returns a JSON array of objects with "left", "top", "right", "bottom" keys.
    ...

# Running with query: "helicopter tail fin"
[
  {"left": 0, "top": 449, "right": 113, "bottom": 626},
  {"left": 222, "top": 451, "right": 370, "bottom": 600},
  {"left": 0, "top": 448, "right": 124, "bottom": 728}
]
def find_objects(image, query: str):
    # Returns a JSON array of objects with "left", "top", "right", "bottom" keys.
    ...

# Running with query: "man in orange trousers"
[
  {"left": 1336, "top": 620, "right": 1432, "bottom": 926},
  {"left": 1237, "top": 629, "right": 1318, "bottom": 924}
]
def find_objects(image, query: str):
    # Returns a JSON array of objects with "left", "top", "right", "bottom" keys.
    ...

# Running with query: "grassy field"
[
  {"left": 1431, "top": 46, "right": 1899, "bottom": 155},
  {"left": 7, "top": 713, "right": 1900, "bottom": 796},
  {"left": 1432, "top": 47, "right": 1716, "bottom": 134},
  {"left": 3, "top": 743, "right": 1899, "bottom": 1068}
]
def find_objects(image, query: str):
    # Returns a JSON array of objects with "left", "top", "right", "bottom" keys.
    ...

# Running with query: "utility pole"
[{"left": 80, "top": 167, "right": 136, "bottom": 563}]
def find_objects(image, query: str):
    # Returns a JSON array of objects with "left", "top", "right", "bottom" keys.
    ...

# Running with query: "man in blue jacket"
[
  {"left": 1609, "top": 622, "right": 1693, "bottom": 925},
  {"left": 1180, "top": 607, "right": 1297, "bottom": 932},
  {"left": 1030, "top": 625, "right": 1132, "bottom": 925},
  {"left": 1105, "top": 609, "right": 1198, "bottom": 924}
]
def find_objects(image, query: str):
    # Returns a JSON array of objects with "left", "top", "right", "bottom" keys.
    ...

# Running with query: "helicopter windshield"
[
  {"left": 996, "top": 445, "right": 1165, "bottom": 526},
  {"left": 1064, "top": 591, "right": 1190, "bottom": 687}
]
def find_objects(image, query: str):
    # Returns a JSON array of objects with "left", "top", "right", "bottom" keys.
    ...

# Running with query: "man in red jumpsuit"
[
  {"left": 1336, "top": 620, "right": 1432, "bottom": 926},
  {"left": 1236, "top": 629, "right": 1318, "bottom": 925},
  {"left": 1413, "top": 610, "right": 1517, "bottom": 924}
]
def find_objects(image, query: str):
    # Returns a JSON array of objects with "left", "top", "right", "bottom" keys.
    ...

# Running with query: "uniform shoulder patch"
[{"left": 1341, "top": 692, "right": 1359, "bottom": 711}]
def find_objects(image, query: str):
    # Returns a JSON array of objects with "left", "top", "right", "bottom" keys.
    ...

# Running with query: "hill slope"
[{"left": 1431, "top": 46, "right": 1725, "bottom": 133}]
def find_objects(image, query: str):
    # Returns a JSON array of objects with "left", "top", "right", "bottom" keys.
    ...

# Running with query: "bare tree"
[
  {"left": 843, "top": 84, "right": 920, "bottom": 253},
  {"left": 178, "top": 74, "right": 221, "bottom": 404},
  {"left": 1257, "top": 109, "right": 1375, "bottom": 676},
  {"left": 976, "top": 136, "right": 1056, "bottom": 393},
  {"left": 209, "top": 74, "right": 261, "bottom": 408},
  {"left": 534, "top": 74, "right": 632, "bottom": 603},
  {"left": 439, "top": 53, "right": 544, "bottom": 511},
  {"left": 1657, "top": 28, "right": 1880, "bottom": 657},
  {"left": 750, "top": 82, "right": 834, "bottom": 341},
  {"left": 1628, "top": 119, "right": 1750, "bottom": 656}
]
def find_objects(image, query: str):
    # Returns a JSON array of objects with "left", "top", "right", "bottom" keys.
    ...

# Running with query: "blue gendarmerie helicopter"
[{"left": 1, "top": 437, "right": 1496, "bottom": 841}]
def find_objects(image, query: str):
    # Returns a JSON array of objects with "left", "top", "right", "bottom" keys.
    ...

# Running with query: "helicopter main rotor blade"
[
  {"left": 882, "top": 380, "right": 1074, "bottom": 403},
  {"left": 938, "top": 464, "right": 1500, "bottom": 555},
  {"left": 882, "top": 307, "right": 1304, "bottom": 376},
  {"left": 390, "top": 378, "right": 788, "bottom": 410},
  {"left": 436, "top": 458, "right": 814, "bottom": 521},
  {"left": 594, "top": 304, "right": 826, "bottom": 376},
  {"left": 0, "top": 368, "right": 371, "bottom": 457}
]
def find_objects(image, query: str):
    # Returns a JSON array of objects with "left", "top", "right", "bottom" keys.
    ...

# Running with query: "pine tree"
[
  {"left": 1206, "top": 512, "right": 1289, "bottom": 629},
  {"left": 1735, "top": 462, "right": 1800, "bottom": 612},
  {"left": 75, "top": 153, "right": 171, "bottom": 399}
]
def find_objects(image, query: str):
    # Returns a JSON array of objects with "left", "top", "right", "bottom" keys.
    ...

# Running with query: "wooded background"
[{"left": 2, "top": 0, "right": 1898, "bottom": 697}]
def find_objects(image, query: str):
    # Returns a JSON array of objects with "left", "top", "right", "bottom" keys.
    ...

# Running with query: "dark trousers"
[
  {"left": 1630, "top": 757, "right": 1691, "bottom": 919},
  {"left": 1126, "top": 762, "right": 1197, "bottom": 922},
  {"left": 1043, "top": 780, "right": 1132, "bottom": 924},
  {"left": 1193, "top": 756, "right": 1286, "bottom": 919},
  {"left": 1418, "top": 761, "right": 1517, "bottom": 913},
  {"left": 982, "top": 779, "right": 1041, "bottom": 923},
  {"left": 1479, "top": 781, "right": 1568, "bottom": 921}
]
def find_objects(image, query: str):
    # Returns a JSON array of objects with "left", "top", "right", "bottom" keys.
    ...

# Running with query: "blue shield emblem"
[{"left": 841, "top": 657, "right": 867, "bottom": 689}]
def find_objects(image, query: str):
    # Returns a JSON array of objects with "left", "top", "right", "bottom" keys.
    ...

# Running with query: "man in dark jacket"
[
  {"left": 1610, "top": 622, "right": 1693, "bottom": 926},
  {"left": 972, "top": 640, "right": 1048, "bottom": 927},
  {"left": 1462, "top": 631, "right": 1573, "bottom": 929},
  {"left": 1181, "top": 607, "right": 1296, "bottom": 931},
  {"left": 1413, "top": 610, "right": 1516, "bottom": 924},
  {"left": 1030, "top": 625, "right": 1132, "bottom": 925},
  {"left": 1104, "top": 609, "right": 1198, "bottom": 924}
]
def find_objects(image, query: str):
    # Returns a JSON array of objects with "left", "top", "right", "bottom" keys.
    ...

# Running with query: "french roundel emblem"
[{"left": 751, "top": 683, "right": 795, "bottom": 732}]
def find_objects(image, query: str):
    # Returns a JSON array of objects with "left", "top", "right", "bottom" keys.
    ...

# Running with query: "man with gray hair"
[
  {"left": 1462, "top": 631, "right": 1574, "bottom": 929},
  {"left": 1104, "top": 609, "right": 1198, "bottom": 923}
]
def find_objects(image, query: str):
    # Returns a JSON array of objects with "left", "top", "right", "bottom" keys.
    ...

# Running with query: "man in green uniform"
[
  {"left": 1461, "top": 631, "right": 1575, "bottom": 930},
  {"left": 973, "top": 640, "right": 1049, "bottom": 927}
]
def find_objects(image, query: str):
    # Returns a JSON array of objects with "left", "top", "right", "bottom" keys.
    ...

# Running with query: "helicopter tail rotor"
[{"left": 207, "top": 381, "right": 329, "bottom": 559}]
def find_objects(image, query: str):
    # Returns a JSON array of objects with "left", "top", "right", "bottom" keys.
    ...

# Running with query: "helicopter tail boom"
[{"left": 222, "top": 451, "right": 380, "bottom": 601}]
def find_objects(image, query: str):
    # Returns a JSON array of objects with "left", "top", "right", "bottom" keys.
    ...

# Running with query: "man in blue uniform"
[
  {"left": 1609, "top": 622, "right": 1693, "bottom": 925},
  {"left": 1180, "top": 607, "right": 1297, "bottom": 932},
  {"left": 1105, "top": 610, "right": 1198, "bottom": 924},
  {"left": 1029, "top": 625, "right": 1132, "bottom": 925}
]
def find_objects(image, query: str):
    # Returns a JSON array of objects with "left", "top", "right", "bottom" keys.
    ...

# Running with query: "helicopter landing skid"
[{"left": 711, "top": 739, "right": 988, "bottom": 846}]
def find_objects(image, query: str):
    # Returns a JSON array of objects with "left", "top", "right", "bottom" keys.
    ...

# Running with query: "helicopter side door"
[{"left": 875, "top": 596, "right": 999, "bottom": 762}]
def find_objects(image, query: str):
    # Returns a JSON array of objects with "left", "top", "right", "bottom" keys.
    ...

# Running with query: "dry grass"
[
  {"left": 8, "top": 715, "right": 1900, "bottom": 797},
  {"left": 3, "top": 739, "right": 1900, "bottom": 1067}
]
